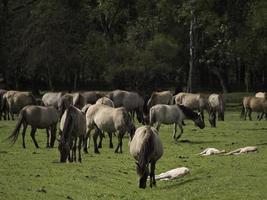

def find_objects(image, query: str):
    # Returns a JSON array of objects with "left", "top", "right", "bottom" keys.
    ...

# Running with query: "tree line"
[{"left": 0, "top": 0, "right": 266, "bottom": 94}]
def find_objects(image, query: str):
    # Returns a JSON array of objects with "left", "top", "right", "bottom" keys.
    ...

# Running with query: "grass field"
[{"left": 1, "top": 107, "right": 267, "bottom": 199}]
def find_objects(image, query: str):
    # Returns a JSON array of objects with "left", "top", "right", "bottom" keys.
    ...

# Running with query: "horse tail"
[
  {"left": 7, "top": 108, "right": 26, "bottom": 145},
  {"left": 138, "top": 127, "right": 154, "bottom": 169}
]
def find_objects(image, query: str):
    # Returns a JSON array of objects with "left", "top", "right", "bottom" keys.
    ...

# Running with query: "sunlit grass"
[{"left": 0, "top": 110, "right": 267, "bottom": 200}]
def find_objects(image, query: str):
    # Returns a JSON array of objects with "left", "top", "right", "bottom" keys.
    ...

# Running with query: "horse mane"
[
  {"left": 138, "top": 127, "right": 154, "bottom": 173},
  {"left": 178, "top": 105, "right": 199, "bottom": 120},
  {"left": 61, "top": 107, "right": 74, "bottom": 140}
]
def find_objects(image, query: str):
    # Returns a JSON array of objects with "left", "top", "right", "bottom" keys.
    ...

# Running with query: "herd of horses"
[{"left": 1, "top": 89, "right": 266, "bottom": 188}]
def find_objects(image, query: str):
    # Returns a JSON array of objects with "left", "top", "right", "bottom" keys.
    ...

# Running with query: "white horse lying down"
[
  {"left": 224, "top": 146, "right": 258, "bottom": 155},
  {"left": 199, "top": 148, "right": 226, "bottom": 156},
  {"left": 148, "top": 167, "right": 190, "bottom": 181}
]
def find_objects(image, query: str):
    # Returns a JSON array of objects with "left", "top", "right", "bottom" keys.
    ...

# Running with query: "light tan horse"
[
  {"left": 59, "top": 105, "right": 86, "bottom": 163},
  {"left": 42, "top": 92, "right": 65, "bottom": 109},
  {"left": 2, "top": 91, "right": 36, "bottom": 120},
  {"left": 107, "top": 90, "right": 144, "bottom": 123},
  {"left": 85, "top": 104, "right": 135, "bottom": 154},
  {"left": 129, "top": 126, "right": 163, "bottom": 188},
  {"left": 241, "top": 96, "right": 267, "bottom": 120},
  {"left": 255, "top": 92, "right": 267, "bottom": 99},
  {"left": 208, "top": 93, "right": 225, "bottom": 121},
  {"left": 174, "top": 93, "right": 210, "bottom": 121},
  {"left": 147, "top": 91, "right": 173, "bottom": 110},
  {"left": 96, "top": 96, "right": 114, "bottom": 107},
  {"left": 149, "top": 104, "right": 205, "bottom": 141},
  {"left": 7, "top": 105, "right": 59, "bottom": 148}
]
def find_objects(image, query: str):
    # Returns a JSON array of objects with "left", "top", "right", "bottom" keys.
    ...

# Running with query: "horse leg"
[
  {"left": 108, "top": 132, "right": 113, "bottom": 148},
  {"left": 93, "top": 129, "right": 100, "bottom": 154},
  {"left": 248, "top": 109, "right": 252, "bottom": 121},
  {"left": 72, "top": 138, "right": 77, "bottom": 162},
  {"left": 172, "top": 123, "right": 177, "bottom": 140},
  {"left": 69, "top": 140, "right": 73, "bottom": 162},
  {"left": 115, "top": 132, "right": 123, "bottom": 153},
  {"left": 150, "top": 161, "right": 156, "bottom": 188},
  {"left": 175, "top": 123, "right": 183, "bottom": 141},
  {"left": 22, "top": 123, "right": 28, "bottom": 148},
  {"left": 83, "top": 129, "right": 91, "bottom": 153},
  {"left": 259, "top": 112, "right": 264, "bottom": 121},
  {"left": 156, "top": 122, "right": 161, "bottom": 131},
  {"left": 200, "top": 110, "right": 204, "bottom": 121},
  {"left": 30, "top": 127, "right": 39, "bottom": 148},
  {"left": 46, "top": 128, "right": 50, "bottom": 148},
  {"left": 78, "top": 136, "right": 82, "bottom": 163},
  {"left": 98, "top": 131, "right": 104, "bottom": 148}
]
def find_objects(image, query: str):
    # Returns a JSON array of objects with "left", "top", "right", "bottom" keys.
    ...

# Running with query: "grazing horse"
[
  {"left": 85, "top": 104, "right": 135, "bottom": 154},
  {"left": 42, "top": 92, "right": 65, "bottom": 109},
  {"left": 107, "top": 90, "right": 144, "bottom": 123},
  {"left": 96, "top": 96, "right": 114, "bottom": 107},
  {"left": 147, "top": 91, "right": 173, "bottom": 110},
  {"left": 149, "top": 104, "right": 205, "bottom": 141},
  {"left": 0, "top": 89, "right": 7, "bottom": 120},
  {"left": 2, "top": 91, "right": 36, "bottom": 120},
  {"left": 7, "top": 105, "right": 59, "bottom": 148},
  {"left": 129, "top": 126, "right": 163, "bottom": 188},
  {"left": 208, "top": 93, "right": 225, "bottom": 123},
  {"left": 241, "top": 96, "right": 267, "bottom": 120},
  {"left": 174, "top": 92, "right": 213, "bottom": 124},
  {"left": 59, "top": 105, "right": 86, "bottom": 163}
]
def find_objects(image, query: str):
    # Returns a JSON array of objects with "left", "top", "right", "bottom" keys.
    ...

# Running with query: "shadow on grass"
[
  {"left": 159, "top": 176, "right": 202, "bottom": 190},
  {"left": 237, "top": 128, "right": 267, "bottom": 131},
  {"left": 179, "top": 139, "right": 221, "bottom": 144}
]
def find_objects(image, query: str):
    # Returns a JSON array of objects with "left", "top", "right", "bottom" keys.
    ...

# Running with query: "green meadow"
[{"left": 0, "top": 95, "right": 267, "bottom": 200}]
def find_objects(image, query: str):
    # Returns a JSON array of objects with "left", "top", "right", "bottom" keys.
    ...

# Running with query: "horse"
[
  {"left": 42, "top": 92, "right": 65, "bottom": 109},
  {"left": 174, "top": 92, "right": 212, "bottom": 122},
  {"left": 2, "top": 91, "right": 36, "bottom": 120},
  {"left": 96, "top": 96, "right": 114, "bottom": 107},
  {"left": 129, "top": 125, "right": 163, "bottom": 188},
  {"left": 208, "top": 93, "right": 225, "bottom": 122},
  {"left": 147, "top": 91, "right": 173, "bottom": 110},
  {"left": 255, "top": 92, "right": 267, "bottom": 119},
  {"left": 58, "top": 105, "right": 86, "bottom": 163},
  {"left": 7, "top": 105, "right": 59, "bottom": 148},
  {"left": 85, "top": 104, "right": 135, "bottom": 154},
  {"left": 149, "top": 104, "right": 205, "bottom": 141},
  {"left": 241, "top": 96, "right": 267, "bottom": 120},
  {"left": 0, "top": 89, "right": 7, "bottom": 120},
  {"left": 255, "top": 92, "right": 267, "bottom": 99},
  {"left": 82, "top": 91, "right": 105, "bottom": 104},
  {"left": 107, "top": 90, "right": 144, "bottom": 123}
]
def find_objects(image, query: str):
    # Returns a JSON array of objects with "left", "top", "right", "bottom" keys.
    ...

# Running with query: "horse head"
[
  {"left": 136, "top": 162, "right": 149, "bottom": 189},
  {"left": 194, "top": 112, "right": 205, "bottom": 129},
  {"left": 58, "top": 138, "right": 70, "bottom": 162}
]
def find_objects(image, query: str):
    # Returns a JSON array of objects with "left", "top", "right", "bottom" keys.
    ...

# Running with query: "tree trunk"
[
  {"left": 46, "top": 63, "right": 54, "bottom": 91},
  {"left": 211, "top": 68, "right": 228, "bottom": 93},
  {"left": 187, "top": 0, "right": 196, "bottom": 93}
]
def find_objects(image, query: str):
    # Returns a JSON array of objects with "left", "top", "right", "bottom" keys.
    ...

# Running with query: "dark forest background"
[{"left": 0, "top": 0, "right": 266, "bottom": 94}]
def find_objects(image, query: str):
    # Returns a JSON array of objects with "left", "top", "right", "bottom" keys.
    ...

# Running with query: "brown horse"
[
  {"left": 7, "top": 105, "right": 59, "bottom": 148},
  {"left": 129, "top": 126, "right": 163, "bottom": 188},
  {"left": 2, "top": 91, "right": 36, "bottom": 120},
  {"left": 241, "top": 96, "right": 267, "bottom": 120},
  {"left": 147, "top": 91, "right": 173, "bottom": 110}
]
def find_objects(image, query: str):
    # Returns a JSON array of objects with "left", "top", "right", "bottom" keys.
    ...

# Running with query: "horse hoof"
[
  {"left": 109, "top": 145, "right": 113, "bottom": 149},
  {"left": 98, "top": 145, "right": 102, "bottom": 149},
  {"left": 78, "top": 158, "right": 82, "bottom": 163},
  {"left": 94, "top": 150, "right": 100, "bottom": 154}
]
